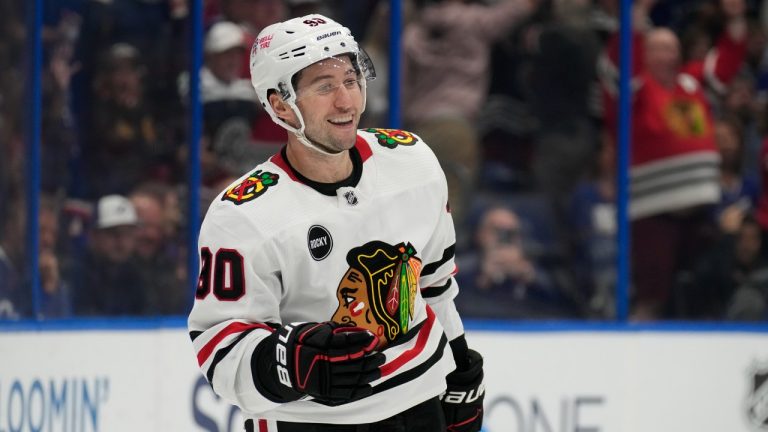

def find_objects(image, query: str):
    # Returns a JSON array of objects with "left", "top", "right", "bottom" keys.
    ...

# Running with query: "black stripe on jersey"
[
  {"left": 421, "top": 279, "right": 452, "bottom": 299},
  {"left": 310, "top": 334, "right": 449, "bottom": 407},
  {"left": 206, "top": 328, "right": 261, "bottom": 383},
  {"left": 421, "top": 244, "right": 455, "bottom": 276},
  {"left": 370, "top": 334, "right": 448, "bottom": 395},
  {"left": 190, "top": 331, "right": 203, "bottom": 342}
]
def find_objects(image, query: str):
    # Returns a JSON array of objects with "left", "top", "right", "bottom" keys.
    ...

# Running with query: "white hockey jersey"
[{"left": 188, "top": 128, "right": 465, "bottom": 426}]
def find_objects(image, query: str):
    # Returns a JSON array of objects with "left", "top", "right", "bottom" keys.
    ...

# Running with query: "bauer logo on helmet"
[{"left": 317, "top": 31, "right": 341, "bottom": 41}]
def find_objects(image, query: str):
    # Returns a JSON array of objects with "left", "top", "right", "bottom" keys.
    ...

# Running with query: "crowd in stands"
[{"left": 1, "top": 0, "right": 768, "bottom": 322}]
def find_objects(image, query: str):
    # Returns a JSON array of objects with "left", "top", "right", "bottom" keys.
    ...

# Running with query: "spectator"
[
  {"left": 723, "top": 217, "right": 768, "bottom": 321},
  {"left": 455, "top": 205, "right": 571, "bottom": 319},
  {"left": 359, "top": 1, "right": 390, "bottom": 128},
  {"left": 336, "top": 0, "right": 381, "bottom": 39},
  {"left": 0, "top": 2, "right": 25, "bottom": 225},
  {"left": 569, "top": 134, "right": 617, "bottom": 318},
  {"left": 221, "top": 0, "right": 287, "bottom": 36},
  {"left": 0, "top": 196, "right": 73, "bottom": 319},
  {"left": 74, "top": 195, "right": 145, "bottom": 316},
  {"left": 412, "top": 117, "right": 479, "bottom": 230},
  {"left": 224, "top": 0, "right": 293, "bottom": 147},
  {"left": 0, "top": 204, "right": 25, "bottom": 319},
  {"left": 755, "top": 135, "right": 768, "bottom": 238},
  {"left": 42, "top": 30, "right": 80, "bottom": 196},
  {"left": 84, "top": 43, "right": 175, "bottom": 198},
  {"left": 601, "top": 0, "right": 748, "bottom": 320},
  {"left": 713, "top": 115, "right": 758, "bottom": 221},
  {"left": 199, "top": 21, "right": 275, "bottom": 177},
  {"left": 402, "top": 0, "right": 536, "bottom": 227},
  {"left": 682, "top": 215, "right": 768, "bottom": 320},
  {"left": 130, "top": 185, "right": 187, "bottom": 315},
  {"left": 721, "top": 73, "right": 763, "bottom": 179},
  {"left": 217, "top": 0, "right": 288, "bottom": 77},
  {"left": 76, "top": 0, "right": 185, "bottom": 111},
  {"left": 526, "top": 0, "right": 600, "bottom": 245},
  {"left": 38, "top": 198, "right": 73, "bottom": 319},
  {"left": 479, "top": 0, "right": 600, "bottom": 260},
  {"left": 402, "top": 0, "right": 536, "bottom": 126}
]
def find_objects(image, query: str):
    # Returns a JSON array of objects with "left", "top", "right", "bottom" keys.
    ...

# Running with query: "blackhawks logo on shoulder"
[
  {"left": 222, "top": 170, "right": 279, "bottom": 205},
  {"left": 365, "top": 128, "right": 418, "bottom": 149}
]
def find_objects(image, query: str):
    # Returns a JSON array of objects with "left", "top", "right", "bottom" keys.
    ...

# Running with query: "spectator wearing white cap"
[
  {"left": 130, "top": 185, "right": 188, "bottom": 315},
  {"left": 203, "top": 21, "right": 253, "bottom": 94},
  {"left": 73, "top": 195, "right": 146, "bottom": 316},
  {"left": 180, "top": 21, "right": 286, "bottom": 184}
]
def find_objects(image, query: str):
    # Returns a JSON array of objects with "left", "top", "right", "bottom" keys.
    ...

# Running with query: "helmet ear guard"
[{"left": 249, "top": 14, "right": 376, "bottom": 155}]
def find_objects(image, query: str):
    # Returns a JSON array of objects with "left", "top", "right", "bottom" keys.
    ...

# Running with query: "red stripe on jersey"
[
  {"left": 355, "top": 134, "right": 372, "bottom": 162},
  {"left": 269, "top": 149, "right": 300, "bottom": 183},
  {"left": 380, "top": 306, "right": 436, "bottom": 377},
  {"left": 197, "top": 322, "right": 273, "bottom": 366},
  {"left": 258, "top": 419, "right": 268, "bottom": 432}
]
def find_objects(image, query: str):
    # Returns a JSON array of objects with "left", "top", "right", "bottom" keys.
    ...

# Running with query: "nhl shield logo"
[
  {"left": 746, "top": 361, "right": 768, "bottom": 430},
  {"left": 344, "top": 190, "right": 358, "bottom": 206}
]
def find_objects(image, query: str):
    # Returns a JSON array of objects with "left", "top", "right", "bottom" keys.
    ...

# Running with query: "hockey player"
[{"left": 188, "top": 14, "right": 485, "bottom": 432}]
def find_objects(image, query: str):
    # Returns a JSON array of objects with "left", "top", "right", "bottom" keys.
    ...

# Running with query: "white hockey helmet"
[{"left": 249, "top": 14, "right": 375, "bottom": 152}]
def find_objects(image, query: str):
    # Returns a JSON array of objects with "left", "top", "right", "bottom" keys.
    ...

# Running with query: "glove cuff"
[
  {"left": 446, "top": 348, "right": 483, "bottom": 385},
  {"left": 251, "top": 331, "right": 303, "bottom": 403},
  {"left": 449, "top": 335, "right": 470, "bottom": 370},
  {"left": 441, "top": 348, "right": 485, "bottom": 432}
]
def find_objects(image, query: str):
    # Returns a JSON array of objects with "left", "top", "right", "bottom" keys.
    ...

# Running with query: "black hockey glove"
[
  {"left": 441, "top": 348, "right": 485, "bottom": 432},
  {"left": 252, "top": 322, "right": 385, "bottom": 403}
]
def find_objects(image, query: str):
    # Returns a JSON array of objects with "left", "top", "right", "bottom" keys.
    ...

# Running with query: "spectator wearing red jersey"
[{"left": 601, "top": 0, "right": 748, "bottom": 320}]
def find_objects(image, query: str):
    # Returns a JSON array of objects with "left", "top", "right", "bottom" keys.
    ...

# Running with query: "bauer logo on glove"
[{"left": 441, "top": 348, "right": 485, "bottom": 432}]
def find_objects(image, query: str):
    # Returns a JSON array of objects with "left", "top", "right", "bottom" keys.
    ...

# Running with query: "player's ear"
[{"left": 268, "top": 91, "right": 299, "bottom": 128}]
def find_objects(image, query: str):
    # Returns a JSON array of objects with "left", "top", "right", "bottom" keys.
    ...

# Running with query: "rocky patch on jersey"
[
  {"left": 307, "top": 225, "right": 333, "bottom": 260},
  {"left": 221, "top": 170, "right": 279, "bottom": 205},
  {"left": 332, "top": 241, "right": 421, "bottom": 349},
  {"left": 364, "top": 128, "right": 418, "bottom": 149}
]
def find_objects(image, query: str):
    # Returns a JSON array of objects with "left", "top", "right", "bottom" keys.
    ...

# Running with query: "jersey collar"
[{"left": 270, "top": 134, "right": 372, "bottom": 196}]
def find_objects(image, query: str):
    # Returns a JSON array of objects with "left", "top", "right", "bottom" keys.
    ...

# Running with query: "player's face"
[
  {"left": 332, "top": 268, "right": 386, "bottom": 349},
  {"left": 294, "top": 56, "right": 363, "bottom": 154}
]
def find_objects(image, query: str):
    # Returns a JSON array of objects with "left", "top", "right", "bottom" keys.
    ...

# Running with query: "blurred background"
[{"left": 2, "top": 0, "right": 768, "bottom": 325}]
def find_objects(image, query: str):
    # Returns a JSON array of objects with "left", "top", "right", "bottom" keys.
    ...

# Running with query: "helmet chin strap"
[{"left": 279, "top": 101, "right": 352, "bottom": 157}]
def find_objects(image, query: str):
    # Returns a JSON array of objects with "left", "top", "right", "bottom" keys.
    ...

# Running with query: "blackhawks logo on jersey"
[
  {"left": 365, "top": 128, "right": 418, "bottom": 149},
  {"left": 221, "top": 170, "right": 279, "bottom": 205},
  {"left": 332, "top": 241, "right": 421, "bottom": 349}
]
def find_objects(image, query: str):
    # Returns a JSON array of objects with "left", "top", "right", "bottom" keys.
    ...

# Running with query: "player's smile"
[{"left": 328, "top": 115, "right": 355, "bottom": 128}]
